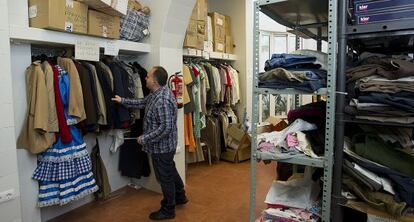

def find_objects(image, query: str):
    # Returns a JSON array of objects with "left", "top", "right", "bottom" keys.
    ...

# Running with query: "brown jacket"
[
  {"left": 41, "top": 61, "right": 59, "bottom": 132},
  {"left": 17, "top": 62, "right": 56, "bottom": 154},
  {"left": 57, "top": 57, "right": 86, "bottom": 123}
]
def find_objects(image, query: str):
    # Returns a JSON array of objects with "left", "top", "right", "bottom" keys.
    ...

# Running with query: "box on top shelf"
[
  {"left": 354, "top": 0, "right": 414, "bottom": 14},
  {"left": 78, "top": 0, "right": 127, "bottom": 17},
  {"left": 88, "top": 10, "right": 120, "bottom": 39},
  {"left": 225, "top": 36, "right": 233, "bottom": 54},
  {"left": 209, "top": 12, "right": 226, "bottom": 42},
  {"left": 225, "top": 15, "right": 231, "bottom": 36},
  {"left": 28, "top": 0, "right": 88, "bottom": 34},
  {"left": 191, "top": 0, "right": 207, "bottom": 21},
  {"left": 355, "top": 8, "right": 414, "bottom": 25},
  {"left": 183, "top": 19, "right": 204, "bottom": 50}
]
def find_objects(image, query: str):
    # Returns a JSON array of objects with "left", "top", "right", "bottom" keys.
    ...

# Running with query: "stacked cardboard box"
[
  {"left": 79, "top": 0, "right": 127, "bottom": 17},
  {"left": 208, "top": 12, "right": 225, "bottom": 52},
  {"left": 29, "top": 0, "right": 88, "bottom": 34},
  {"left": 28, "top": 0, "right": 125, "bottom": 39},
  {"left": 88, "top": 10, "right": 120, "bottom": 39},
  {"left": 183, "top": 0, "right": 207, "bottom": 50},
  {"left": 221, "top": 124, "right": 251, "bottom": 163}
]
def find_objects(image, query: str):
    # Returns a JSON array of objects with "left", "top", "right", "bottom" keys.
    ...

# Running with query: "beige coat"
[
  {"left": 41, "top": 61, "right": 59, "bottom": 132},
  {"left": 57, "top": 57, "right": 86, "bottom": 123},
  {"left": 17, "top": 62, "right": 56, "bottom": 154}
]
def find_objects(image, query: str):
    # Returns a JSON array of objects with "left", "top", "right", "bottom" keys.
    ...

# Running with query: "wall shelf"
[
  {"left": 182, "top": 48, "right": 237, "bottom": 61},
  {"left": 9, "top": 26, "right": 151, "bottom": 54}
]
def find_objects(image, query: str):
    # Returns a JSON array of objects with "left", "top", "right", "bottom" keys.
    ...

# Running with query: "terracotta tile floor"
[{"left": 51, "top": 161, "right": 276, "bottom": 222}]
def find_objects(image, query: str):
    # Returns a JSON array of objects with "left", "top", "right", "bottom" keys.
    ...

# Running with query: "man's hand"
[
  {"left": 111, "top": 95, "right": 122, "bottom": 103},
  {"left": 137, "top": 136, "right": 143, "bottom": 145}
]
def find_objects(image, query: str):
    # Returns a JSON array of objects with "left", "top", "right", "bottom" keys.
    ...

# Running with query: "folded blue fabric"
[{"left": 265, "top": 53, "right": 316, "bottom": 71}]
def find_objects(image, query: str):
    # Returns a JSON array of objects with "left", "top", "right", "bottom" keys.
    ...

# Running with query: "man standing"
[{"left": 112, "top": 66, "right": 187, "bottom": 220}]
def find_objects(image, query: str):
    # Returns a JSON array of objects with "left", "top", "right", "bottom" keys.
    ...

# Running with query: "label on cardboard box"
[
  {"left": 217, "top": 18, "right": 223, "bottom": 26},
  {"left": 217, "top": 43, "right": 224, "bottom": 51},
  {"left": 29, "top": 5, "right": 37, "bottom": 18},
  {"left": 75, "top": 40, "right": 100, "bottom": 62},
  {"left": 203, "top": 51, "right": 210, "bottom": 60},
  {"left": 66, "top": 0, "right": 74, "bottom": 8},
  {"left": 104, "top": 41, "right": 119, "bottom": 56},
  {"left": 102, "top": 26, "right": 108, "bottom": 37},
  {"left": 65, "top": 22, "right": 73, "bottom": 32}
]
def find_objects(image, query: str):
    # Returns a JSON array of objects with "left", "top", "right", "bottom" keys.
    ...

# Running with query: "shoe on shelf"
[{"left": 149, "top": 210, "right": 175, "bottom": 220}]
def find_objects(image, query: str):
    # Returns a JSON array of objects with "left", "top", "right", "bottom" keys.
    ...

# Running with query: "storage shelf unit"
[
  {"left": 341, "top": 116, "right": 414, "bottom": 128},
  {"left": 256, "top": 153, "right": 325, "bottom": 168},
  {"left": 344, "top": 201, "right": 414, "bottom": 222},
  {"left": 332, "top": 1, "right": 414, "bottom": 221},
  {"left": 249, "top": 0, "right": 337, "bottom": 221},
  {"left": 254, "top": 87, "right": 327, "bottom": 95},
  {"left": 182, "top": 48, "right": 238, "bottom": 61},
  {"left": 9, "top": 26, "right": 151, "bottom": 54}
]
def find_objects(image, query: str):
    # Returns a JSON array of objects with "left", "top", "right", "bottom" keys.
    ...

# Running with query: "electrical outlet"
[{"left": 0, "top": 189, "right": 15, "bottom": 204}]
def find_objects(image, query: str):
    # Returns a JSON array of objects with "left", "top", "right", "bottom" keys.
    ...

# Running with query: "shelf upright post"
[
  {"left": 249, "top": 1, "right": 261, "bottom": 221},
  {"left": 332, "top": 0, "right": 348, "bottom": 220},
  {"left": 322, "top": 0, "right": 338, "bottom": 221}
]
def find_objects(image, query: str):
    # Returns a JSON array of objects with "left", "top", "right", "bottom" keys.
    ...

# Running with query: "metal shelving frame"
[
  {"left": 332, "top": 1, "right": 414, "bottom": 221},
  {"left": 249, "top": 0, "right": 338, "bottom": 221}
]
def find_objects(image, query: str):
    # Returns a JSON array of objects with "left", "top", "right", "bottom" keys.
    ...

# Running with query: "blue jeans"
[
  {"left": 151, "top": 151, "right": 186, "bottom": 214},
  {"left": 259, "top": 79, "right": 326, "bottom": 92},
  {"left": 265, "top": 54, "right": 316, "bottom": 71}
]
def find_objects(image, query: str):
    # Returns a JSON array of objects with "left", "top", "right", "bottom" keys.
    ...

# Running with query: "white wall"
[
  {"left": 0, "top": 0, "right": 23, "bottom": 221},
  {"left": 4, "top": 0, "right": 196, "bottom": 221}
]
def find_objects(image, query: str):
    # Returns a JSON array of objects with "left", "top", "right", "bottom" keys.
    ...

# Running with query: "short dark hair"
[{"left": 152, "top": 66, "right": 168, "bottom": 86}]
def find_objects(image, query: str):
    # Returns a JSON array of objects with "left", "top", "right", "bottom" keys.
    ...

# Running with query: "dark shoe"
[
  {"left": 149, "top": 210, "right": 175, "bottom": 220},
  {"left": 176, "top": 197, "right": 189, "bottom": 206}
]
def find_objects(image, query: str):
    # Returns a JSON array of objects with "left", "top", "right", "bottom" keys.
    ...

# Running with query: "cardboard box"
[
  {"left": 128, "top": 0, "right": 142, "bottom": 11},
  {"left": 28, "top": 0, "right": 88, "bottom": 34},
  {"left": 88, "top": 10, "right": 120, "bottom": 38},
  {"left": 205, "top": 15, "right": 213, "bottom": 42},
  {"left": 225, "top": 36, "right": 233, "bottom": 54},
  {"left": 222, "top": 124, "right": 251, "bottom": 163},
  {"left": 184, "top": 19, "right": 204, "bottom": 50},
  {"left": 79, "top": 0, "right": 127, "bottom": 16},
  {"left": 191, "top": 0, "right": 207, "bottom": 21},
  {"left": 225, "top": 15, "right": 231, "bottom": 36},
  {"left": 354, "top": 0, "right": 414, "bottom": 14},
  {"left": 214, "top": 41, "right": 225, "bottom": 52},
  {"left": 209, "top": 12, "right": 226, "bottom": 42},
  {"left": 221, "top": 147, "right": 251, "bottom": 163}
]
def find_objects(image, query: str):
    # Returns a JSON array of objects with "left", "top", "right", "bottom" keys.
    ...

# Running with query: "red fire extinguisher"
[{"left": 168, "top": 71, "right": 184, "bottom": 109}]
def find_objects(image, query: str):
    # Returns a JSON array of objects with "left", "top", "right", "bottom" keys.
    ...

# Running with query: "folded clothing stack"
[
  {"left": 260, "top": 52, "right": 327, "bottom": 92},
  {"left": 345, "top": 52, "right": 414, "bottom": 124}
]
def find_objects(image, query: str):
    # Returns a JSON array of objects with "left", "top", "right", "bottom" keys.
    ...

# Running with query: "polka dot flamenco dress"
[{"left": 32, "top": 65, "right": 98, "bottom": 207}]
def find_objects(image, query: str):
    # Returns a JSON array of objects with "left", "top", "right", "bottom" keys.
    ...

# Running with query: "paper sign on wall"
[
  {"left": 104, "top": 41, "right": 119, "bottom": 56},
  {"left": 75, "top": 40, "right": 99, "bottom": 61},
  {"left": 203, "top": 51, "right": 210, "bottom": 60}
]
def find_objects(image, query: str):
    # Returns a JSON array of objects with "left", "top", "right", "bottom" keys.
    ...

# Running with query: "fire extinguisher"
[{"left": 168, "top": 71, "right": 184, "bottom": 109}]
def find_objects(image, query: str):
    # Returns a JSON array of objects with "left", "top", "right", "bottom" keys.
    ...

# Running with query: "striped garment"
[
  {"left": 121, "top": 86, "right": 178, "bottom": 154},
  {"left": 32, "top": 65, "right": 98, "bottom": 207}
]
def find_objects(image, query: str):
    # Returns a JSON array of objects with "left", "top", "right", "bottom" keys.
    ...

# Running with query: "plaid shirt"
[
  {"left": 120, "top": 8, "right": 150, "bottom": 42},
  {"left": 122, "top": 86, "right": 178, "bottom": 154}
]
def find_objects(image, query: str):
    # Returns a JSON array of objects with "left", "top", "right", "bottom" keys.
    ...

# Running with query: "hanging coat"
[{"left": 91, "top": 138, "right": 111, "bottom": 200}]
